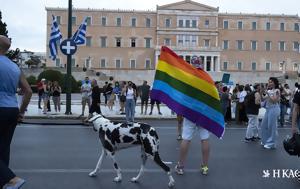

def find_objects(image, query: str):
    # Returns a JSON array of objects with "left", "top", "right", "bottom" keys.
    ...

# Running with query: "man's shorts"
[
  {"left": 150, "top": 99, "right": 161, "bottom": 105},
  {"left": 141, "top": 97, "right": 149, "bottom": 106},
  {"left": 182, "top": 118, "right": 209, "bottom": 140},
  {"left": 82, "top": 97, "right": 90, "bottom": 105}
]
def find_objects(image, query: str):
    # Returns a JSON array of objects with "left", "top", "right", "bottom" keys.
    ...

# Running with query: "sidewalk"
[
  {"left": 22, "top": 94, "right": 269, "bottom": 120},
  {"left": 24, "top": 98, "right": 176, "bottom": 120}
]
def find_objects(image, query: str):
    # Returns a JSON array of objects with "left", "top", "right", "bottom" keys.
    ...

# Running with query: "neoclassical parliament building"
[{"left": 46, "top": 0, "right": 300, "bottom": 83}]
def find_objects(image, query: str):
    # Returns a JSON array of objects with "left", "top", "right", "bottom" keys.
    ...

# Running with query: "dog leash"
[{"left": 19, "top": 121, "right": 87, "bottom": 126}]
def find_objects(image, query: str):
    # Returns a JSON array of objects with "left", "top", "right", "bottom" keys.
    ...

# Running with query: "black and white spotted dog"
[{"left": 88, "top": 113, "right": 175, "bottom": 187}]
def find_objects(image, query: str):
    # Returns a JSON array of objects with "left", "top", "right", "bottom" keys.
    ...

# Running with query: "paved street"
[{"left": 9, "top": 120, "right": 300, "bottom": 189}]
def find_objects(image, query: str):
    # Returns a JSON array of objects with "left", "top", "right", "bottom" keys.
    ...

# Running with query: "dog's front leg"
[
  {"left": 107, "top": 152, "right": 122, "bottom": 182},
  {"left": 89, "top": 148, "right": 105, "bottom": 177}
]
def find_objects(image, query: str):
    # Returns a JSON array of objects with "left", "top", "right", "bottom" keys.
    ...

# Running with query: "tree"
[
  {"left": 25, "top": 56, "right": 41, "bottom": 68},
  {"left": 0, "top": 11, "right": 8, "bottom": 37}
]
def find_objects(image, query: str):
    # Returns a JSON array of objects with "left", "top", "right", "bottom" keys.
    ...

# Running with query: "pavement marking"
[
  {"left": 14, "top": 168, "right": 201, "bottom": 173},
  {"left": 17, "top": 125, "right": 292, "bottom": 130}
]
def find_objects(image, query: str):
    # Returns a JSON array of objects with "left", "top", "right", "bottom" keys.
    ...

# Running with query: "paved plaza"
[{"left": 9, "top": 119, "right": 300, "bottom": 189}]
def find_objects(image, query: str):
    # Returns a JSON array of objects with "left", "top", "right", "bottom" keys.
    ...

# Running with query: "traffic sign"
[{"left": 60, "top": 39, "right": 77, "bottom": 55}]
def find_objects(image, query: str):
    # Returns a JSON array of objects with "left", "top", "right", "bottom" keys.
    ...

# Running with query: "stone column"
[
  {"left": 204, "top": 56, "right": 207, "bottom": 71},
  {"left": 217, "top": 56, "right": 220, "bottom": 72}
]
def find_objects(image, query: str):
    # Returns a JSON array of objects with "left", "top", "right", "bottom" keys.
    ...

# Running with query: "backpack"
[
  {"left": 283, "top": 133, "right": 300, "bottom": 156},
  {"left": 244, "top": 91, "right": 255, "bottom": 106}
]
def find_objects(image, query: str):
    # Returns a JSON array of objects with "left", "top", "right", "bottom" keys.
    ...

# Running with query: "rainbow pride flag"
[{"left": 150, "top": 46, "right": 225, "bottom": 138}]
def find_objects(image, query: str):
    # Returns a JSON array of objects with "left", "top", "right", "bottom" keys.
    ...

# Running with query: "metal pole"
[{"left": 65, "top": 0, "right": 72, "bottom": 114}]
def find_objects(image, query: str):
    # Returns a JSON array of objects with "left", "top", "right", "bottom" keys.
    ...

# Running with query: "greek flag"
[
  {"left": 49, "top": 15, "right": 62, "bottom": 60},
  {"left": 72, "top": 17, "right": 87, "bottom": 45}
]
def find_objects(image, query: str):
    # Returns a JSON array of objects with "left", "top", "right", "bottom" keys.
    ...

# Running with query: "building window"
[
  {"left": 146, "top": 18, "right": 151, "bottom": 27},
  {"left": 251, "top": 41, "right": 257, "bottom": 51},
  {"left": 265, "top": 41, "right": 271, "bottom": 51},
  {"left": 179, "top": 20, "right": 184, "bottom": 27},
  {"left": 185, "top": 35, "right": 190, "bottom": 46},
  {"left": 251, "top": 62, "right": 256, "bottom": 71},
  {"left": 72, "top": 17, "right": 76, "bottom": 26},
  {"left": 223, "top": 61, "right": 228, "bottom": 71},
  {"left": 223, "top": 20, "right": 228, "bottom": 29},
  {"left": 56, "top": 16, "right": 61, "bottom": 25},
  {"left": 116, "top": 17, "right": 122, "bottom": 26},
  {"left": 280, "top": 22, "right": 285, "bottom": 31},
  {"left": 71, "top": 58, "right": 75, "bottom": 67},
  {"left": 145, "top": 38, "right": 151, "bottom": 48},
  {"left": 165, "top": 19, "right": 171, "bottom": 28},
  {"left": 131, "top": 38, "right": 136, "bottom": 47},
  {"left": 192, "top": 20, "right": 197, "bottom": 28},
  {"left": 237, "top": 61, "right": 242, "bottom": 71},
  {"left": 130, "top": 59, "right": 136, "bottom": 69},
  {"left": 145, "top": 59, "right": 151, "bottom": 69},
  {"left": 86, "top": 17, "right": 91, "bottom": 26},
  {"left": 116, "top": 38, "right": 121, "bottom": 47},
  {"left": 223, "top": 40, "right": 229, "bottom": 50},
  {"left": 101, "top": 17, "right": 106, "bottom": 26},
  {"left": 204, "top": 39, "right": 210, "bottom": 47},
  {"left": 185, "top": 20, "right": 190, "bottom": 28},
  {"left": 164, "top": 38, "right": 171, "bottom": 46},
  {"left": 55, "top": 58, "right": 60, "bottom": 67},
  {"left": 238, "top": 21, "right": 243, "bottom": 30},
  {"left": 266, "top": 22, "right": 271, "bottom": 30},
  {"left": 86, "top": 37, "right": 91, "bottom": 47},
  {"left": 131, "top": 18, "right": 136, "bottom": 27},
  {"left": 293, "top": 63, "right": 298, "bottom": 71},
  {"left": 115, "top": 59, "right": 121, "bottom": 68},
  {"left": 178, "top": 35, "right": 183, "bottom": 46},
  {"left": 205, "top": 20, "right": 209, "bottom": 28},
  {"left": 252, "top": 22, "right": 257, "bottom": 30},
  {"left": 266, "top": 62, "right": 271, "bottom": 71},
  {"left": 100, "top": 59, "right": 106, "bottom": 68},
  {"left": 100, "top": 37, "right": 107, "bottom": 48},
  {"left": 191, "top": 36, "right": 197, "bottom": 46},
  {"left": 293, "top": 41, "right": 299, "bottom": 51},
  {"left": 237, "top": 40, "right": 243, "bottom": 50},
  {"left": 295, "top": 23, "right": 299, "bottom": 32},
  {"left": 279, "top": 41, "right": 285, "bottom": 51},
  {"left": 85, "top": 58, "right": 91, "bottom": 68}
]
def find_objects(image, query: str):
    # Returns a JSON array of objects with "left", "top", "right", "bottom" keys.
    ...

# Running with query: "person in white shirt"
[
  {"left": 123, "top": 81, "right": 136, "bottom": 124},
  {"left": 80, "top": 77, "right": 92, "bottom": 116}
]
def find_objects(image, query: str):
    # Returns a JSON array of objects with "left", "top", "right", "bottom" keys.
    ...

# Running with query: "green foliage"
[
  {"left": 61, "top": 74, "right": 81, "bottom": 93},
  {"left": 37, "top": 69, "right": 80, "bottom": 93},
  {"left": 37, "top": 69, "right": 64, "bottom": 84},
  {"left": 26, "top": 75, "right": 37, "bottom": 93},
  {"left": 0, "top": 11, "right": 8, "bottom": 37}
]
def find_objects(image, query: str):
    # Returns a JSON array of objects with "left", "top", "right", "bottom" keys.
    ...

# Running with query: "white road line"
[
  {"left": 14, "top": 168, "right": 200, "bottom": 173},
  {"left": 17, "top": 125, "right": 292, "bottom": 130}
]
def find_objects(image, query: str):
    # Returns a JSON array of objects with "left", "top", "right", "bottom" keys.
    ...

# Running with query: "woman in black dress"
[{"left": 89, "top": 79, "right": 101, "bottom": 114}]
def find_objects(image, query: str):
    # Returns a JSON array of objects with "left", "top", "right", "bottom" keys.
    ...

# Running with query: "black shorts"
[
  {"left": 141, "top": 97, "right": 149, "bottom": 106},
  {"left": 150, "top": 99, "right": 160, "bottom": 105}
]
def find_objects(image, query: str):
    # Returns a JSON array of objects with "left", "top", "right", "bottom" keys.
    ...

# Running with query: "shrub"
[{"left": 26, "top": 75, "right": 37, "bottom": 93}]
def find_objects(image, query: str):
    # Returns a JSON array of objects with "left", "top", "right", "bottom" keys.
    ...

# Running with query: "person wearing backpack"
[{"left": 244, "top": 84, "right": 261, "bottom": 142}]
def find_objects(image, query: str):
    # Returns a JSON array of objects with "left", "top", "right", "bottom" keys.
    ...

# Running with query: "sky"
[{"left": 0, "top": 0, "right": 299, "bottom": 52}]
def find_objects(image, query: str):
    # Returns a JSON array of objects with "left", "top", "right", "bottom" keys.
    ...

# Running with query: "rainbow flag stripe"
[{"left": 151, "top": 46, "right": 225, "bottom": 138}]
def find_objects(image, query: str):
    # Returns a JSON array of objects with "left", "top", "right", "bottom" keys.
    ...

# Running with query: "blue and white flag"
[
  {"left": 49, "top": 15, "right": 62, "bottom": 60},
  {"left": 72, "top": 17, "right": 88, "bottom": 45}
]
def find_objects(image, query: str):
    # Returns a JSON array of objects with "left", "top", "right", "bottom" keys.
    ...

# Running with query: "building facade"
[{"left": 45, "top": 0, "right": 300, "bottom": 83}]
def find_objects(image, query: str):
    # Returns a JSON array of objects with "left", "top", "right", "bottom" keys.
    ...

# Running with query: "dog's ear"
[{"left": 88, "top": 113, "right": 101, "bottom": 122}]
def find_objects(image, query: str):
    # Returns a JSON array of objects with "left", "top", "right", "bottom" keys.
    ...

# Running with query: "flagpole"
[{"left": 65, "top": 0, "right": 72, "bottom": 115}]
